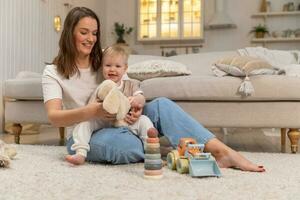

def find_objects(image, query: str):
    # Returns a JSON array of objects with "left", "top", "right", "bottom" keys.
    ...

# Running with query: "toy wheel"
[
  {"left": 176, "top": 158, "right": 189, "bottom": 174},
  {"left": 167, "top": 150, "right": 179, "bottom": 170}
]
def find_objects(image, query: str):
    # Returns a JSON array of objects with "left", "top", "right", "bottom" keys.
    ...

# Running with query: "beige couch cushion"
[
  {"left": 6, "top": 71, "right": 300, "bottom": 102},
  {"left": 168, "top": 51, "right": 238, "bottom": 76},
  {"left": 129, "top": 51, "right": 238, "bottom": 76},
  {"left": 141, "top": 75, "right": 300, "bottom": 101},
  {"left": 5, "top": 51, "right": 300, "bottom": 102}
]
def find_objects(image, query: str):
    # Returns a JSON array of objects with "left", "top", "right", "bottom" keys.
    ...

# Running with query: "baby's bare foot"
[{"left": 65, "top": 154, "right": 85, "bottom": 165}]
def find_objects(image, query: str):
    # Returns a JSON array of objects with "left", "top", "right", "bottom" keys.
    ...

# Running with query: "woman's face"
[{"left": 73, "top": 17, "right": 98, "bottom": 58}]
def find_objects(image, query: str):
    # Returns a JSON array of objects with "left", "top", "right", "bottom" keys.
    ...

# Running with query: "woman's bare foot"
[
  {"left": 215, "top": 148, "right": 265, "bottom": 172},
  {"left": 205, "top": 138, "right": 265, "bottom": 172},
  {"left": 65, "top": 154, "right": 85, "bottom": 165}
]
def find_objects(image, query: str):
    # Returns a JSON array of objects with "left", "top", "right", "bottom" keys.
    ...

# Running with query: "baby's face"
[{"left": 102, "top": 54, "right": 127, "bottom": 85}]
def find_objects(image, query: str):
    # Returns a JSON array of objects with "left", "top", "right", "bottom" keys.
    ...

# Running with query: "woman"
[{"left": 42, "top": 7, "right": 264, "bottom": 172}]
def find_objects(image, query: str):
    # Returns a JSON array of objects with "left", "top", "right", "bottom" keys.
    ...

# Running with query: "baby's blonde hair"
[{"left": 102, "top": 45, "right": 129, "bottom": 65}]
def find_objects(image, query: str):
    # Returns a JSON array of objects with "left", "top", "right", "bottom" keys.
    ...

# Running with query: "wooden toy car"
[{"left": 167, "top": 138, "right": 221, "bottom": 177}]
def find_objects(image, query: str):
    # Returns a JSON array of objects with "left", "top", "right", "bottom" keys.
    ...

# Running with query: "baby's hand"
[
  {"left": 125, "top": 104, "right": 143, "bottom": 125},
  {"left": 128, "top": 96, "right": 141, "bottom": 108}
]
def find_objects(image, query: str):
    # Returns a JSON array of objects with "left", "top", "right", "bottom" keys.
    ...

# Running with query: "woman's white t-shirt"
[{"left": 42, "top": 64, "right": 103, "bottom": 138}]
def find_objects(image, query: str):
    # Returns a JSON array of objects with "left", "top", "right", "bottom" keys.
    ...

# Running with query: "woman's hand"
[
  {"left": 88, "top": 102, "right": 116, "bottom": 122},
  {"left": 125, "top": 104, "right": 143, "bottom": 125},
  {"left": 45, "top": 98, "right": 116, "bottom": 127}
]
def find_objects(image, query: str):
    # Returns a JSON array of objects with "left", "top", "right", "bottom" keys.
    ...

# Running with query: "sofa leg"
[
  {"left": 59, "top": 127, "right": 65, "bottom": 145},
  {"left": 287, "top": 129, "right": 300, "bottom": 153},
  {"left": 12, "top": 123, "right": 22, "bottom": 144},
  {"left": 59, "top": 127, "right": 65, "bottom": 140},
  {"left": 280, "top": 128, "right": 287, "bottom": 153},
  {"left": 221, "top": 128, "right": 229, "bottom": 144}
]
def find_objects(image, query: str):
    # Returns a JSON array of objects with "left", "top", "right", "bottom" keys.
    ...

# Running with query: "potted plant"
[
  {"left": 250, "top": 24, "right": 269, "bottom": 38},
  {"left": 113, "top": 22, "right": 133, "bottom": 44}
]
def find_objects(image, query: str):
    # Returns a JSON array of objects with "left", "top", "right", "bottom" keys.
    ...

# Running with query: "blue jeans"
[{"left": 67, "top": 97, "right": 215, "bottom": 164}]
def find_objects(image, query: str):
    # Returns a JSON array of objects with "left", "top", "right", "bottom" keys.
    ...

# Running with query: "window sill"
[{"left": 136, "top": 38, "right": 204, "bottom": 44}]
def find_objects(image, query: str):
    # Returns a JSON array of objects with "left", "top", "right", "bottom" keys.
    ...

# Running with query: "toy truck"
[{"left": 167, "top": 138, "right": 221, "bottom": 177}]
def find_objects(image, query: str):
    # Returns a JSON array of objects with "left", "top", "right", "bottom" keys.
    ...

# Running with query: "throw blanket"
[{"left": 238, "top": 47, "right": 300, "bottom": 77}]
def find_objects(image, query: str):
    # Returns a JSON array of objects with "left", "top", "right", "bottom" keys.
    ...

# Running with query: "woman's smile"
[{"left": 82, "top": 42, "right": 93, "bottom": 49}]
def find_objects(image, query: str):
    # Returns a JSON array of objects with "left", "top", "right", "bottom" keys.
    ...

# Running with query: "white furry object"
[
  {"left": 0, "top": 139, "right": 17, "bottom": 168},
  {"left": 96, "top": 80, "right": 131, "bottom": 127},
  {"left": 96, "top": 79, "right": 117, "bottom": 100}
]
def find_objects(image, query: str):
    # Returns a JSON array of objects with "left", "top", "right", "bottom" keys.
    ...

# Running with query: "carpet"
[{"left": 1, "top": 145, "right": 300, "bottom": 200}]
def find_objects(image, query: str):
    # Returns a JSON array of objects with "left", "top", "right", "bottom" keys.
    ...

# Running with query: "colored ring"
[
  {"left": 147, "top": 138, "right": 160, "bottom": 143},
  {"left": 145, "top": 154, "right": 161, "bottom": 160},
  {"left": 144, "top": 159, "right": 162, "bottom": 165},
  {"left": 144, "top": 163, "right": 163, "bottom": 170},
  {"left": 144, "top": 174, "right": 163, "bottom": 179},
  {"left": 144, "top": 169, "right": 163, "bottom": 176},
  {"left": 146, "top": 143, "right": 160, "bottom": 149},
  {"left": 145, "top": 148, "right": 160, "bottom": 154}
]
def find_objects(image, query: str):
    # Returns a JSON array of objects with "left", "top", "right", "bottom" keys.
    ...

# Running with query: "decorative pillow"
[
  {"left": 211, "top": 56, "right": 278, "bottom": 96},
  {"left": 127, "top": 60, "right": 191, "bottom": 81}
]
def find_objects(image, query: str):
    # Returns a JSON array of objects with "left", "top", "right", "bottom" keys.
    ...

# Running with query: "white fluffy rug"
[{"left": 1, "top": 145, "right": 300, "bottom": 200}]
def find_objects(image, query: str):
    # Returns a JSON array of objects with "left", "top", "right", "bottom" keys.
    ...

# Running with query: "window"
[{"left": 138, "top": 0, "right": 203, "bottom": 41}]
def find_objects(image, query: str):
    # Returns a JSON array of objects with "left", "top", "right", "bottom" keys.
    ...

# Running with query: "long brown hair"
[{"left": 53, "top": 7, "right": 102, "bottom": 78}]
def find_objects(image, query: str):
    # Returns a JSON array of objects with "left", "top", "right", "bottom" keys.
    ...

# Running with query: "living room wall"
[
  {"left": 101, "top": 0, "right": 300, "bottom": 55},
  {"left": 0, "top": 0, "right": 299, "bottom": 132}
]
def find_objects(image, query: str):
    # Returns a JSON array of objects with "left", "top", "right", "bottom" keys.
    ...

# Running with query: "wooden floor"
[{"left": 0, "top": 126, "right": 294, "bottom": 153}]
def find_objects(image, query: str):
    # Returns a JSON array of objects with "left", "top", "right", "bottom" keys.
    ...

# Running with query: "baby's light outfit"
[{"left": 71, "top": 79, "right": 154, "bottom": 157}]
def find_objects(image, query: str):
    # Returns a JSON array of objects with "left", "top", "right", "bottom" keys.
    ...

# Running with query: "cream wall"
[
  {"left": 101, "top": 0, "right": 300, "bottom": 55},
  {"left": 0, "top": 0, "right": 299, "bottom": 132}
]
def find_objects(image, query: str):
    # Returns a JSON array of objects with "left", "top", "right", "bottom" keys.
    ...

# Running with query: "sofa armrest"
[{"left": 4, "top": 78, "right": 43, "bottom": 100}]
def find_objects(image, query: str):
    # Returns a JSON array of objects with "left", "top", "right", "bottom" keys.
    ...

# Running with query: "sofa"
[{"left": 3, "top": 51, "right": 300, "bottom": 153}]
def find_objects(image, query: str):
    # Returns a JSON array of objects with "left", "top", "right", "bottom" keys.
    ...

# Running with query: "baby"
[{"left": 66, "top": 45, "right": 157, "bottom": 165}]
